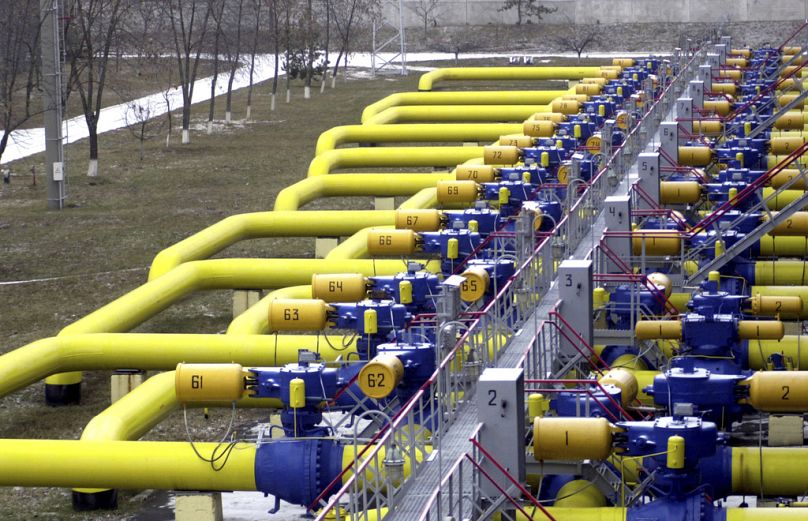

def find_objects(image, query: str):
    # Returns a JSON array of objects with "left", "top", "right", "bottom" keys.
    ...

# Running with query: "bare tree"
[
  {"left": 64, "top": 0, "right": 129, "bottom": 177},
  {"left": 267, "top": 0, "right": 281, "bottom": 110},
  {"left": 497, "top": 0, "right": 555, "bottom": 25},
  {"left": 284, "top": 0, "right": 292, "bottom": 102},
  {"left": 224, "top": 0, "right": 245, "bottom": 121},
  {"left": 166, "top": 0, "right": 212, "bottom": 144},
  {"left": 207, "top": 0, "right": 226, "bottom": 134},
  {"left": 245, "top": 0, "right": 262, "bottom": 119},
  {"left": 320, "top": 0, "right": 331, "bottom": 93},
  {"left": 408, "top": 0, "right": 440, "bottom": 37},
  {"left": 0, "top": 0, "right": 41, "bottom": 164},
  {"left": 330, "top": 0, "right": 377, "bottom": 86},
  {"left": 124, "top": 97, "right": 166, "bottom": 161},
  {"left": 554, "top": 16, "right": 600, "bottom": 62}
]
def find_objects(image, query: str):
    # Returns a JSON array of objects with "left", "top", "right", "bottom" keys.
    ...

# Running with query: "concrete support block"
[
  {"left": 315, "top": 237, "right": 340, "bottom": 259},
  {"left": 769, "top": 415, "right": 805, "bottom": 446},
  {"left": 374, "top": 196, "right": 396, "bottom": 210},
  {"left": 110, "top": 370, "right": 145, "bottom": 403},
  {"left": 175, "top": 491, "right": 224, "bottom": 521},
  {"left": 232, "top": 289, "right": 261, "bottom": 318}
]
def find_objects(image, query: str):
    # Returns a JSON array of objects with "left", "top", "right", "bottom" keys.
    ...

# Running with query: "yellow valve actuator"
[
  {"left": 678, "top": 146, "right": 713, "bottom": 167},
  {"left": 540, "top": 151, "right": 550, "bottom": 168},
  {"left": 522, "top": 120, "right": 555, "bottom": 138},
  {"left": 447, "top": 238, "right": 459, "bottom": 259},
  {"left": 612, "top": 58, "right": 635, "bottom": 67},
  {"left": 711, "top": 82, "right": 737, "bottom": 96},
  {"left": 667, "top": 436, "right": 685, "bottom": 469},
  {"left": 289, "top": 378, "right": 306, "bottom": 409},
  {"left": 460, "top": 266, "right": 490, "bottom": 303},
  {"left": 737, "top": 320, "right": 784, "bottom": 340},
  {"left": 770, "top": 136, "right": 806, "bottom": 155},
  {"left": 499, "top": 134, "right": 533, "bottom": 148},
  {"left": 600, "top": 68, "right": 619, "bottom": 79},
  {"left": 268, "top": 299, "right": 330, "bottom": 332},
  {"left": 659, "top": 181, "right": 702, "bottom": 204},
  {"left": 358, "top": 354, "right": 404, "bottom": 399},
  {"left": 775, "top": 111, "right": 807, "bottom": 130},
  {"left": 748, "top": 294, "right": 803, "bottom": 315},
  {"left": 363, "top": 309, "right": 378, "bottom": 335},
  {"left": 562, "top": 94, "right": 589, "bottom": 103},
  {"left": 367, "top": 229, "right": 418, "bottom": 256},
  {"left": 483, "top": 145, "right": 520, "bottom": 165},
  {"left": 468, "top": 219, "right": 479, "bottom": 232},
  {"left": 599, "top": 368, "right": 638, "bottom": 406},
  {"left": 498, "top": 187, "right": 510, "bottom": 205},
  {"left": 635, "top": 320, "right": 683, "bottom": 340},
  {"left": 533, "top": 417, "right": 613, "bottom": 461},
  {"left": 576, "top": 83, "right": 601, "bottom": 95},
  {"left": 631, "top": 230, "right": 682, "bottom": 256},
  {"left": 743, "top": 371, "right": 808, "bottom": 412},
  {"left": 586, "top": 134, "right": 602, "bottom": 150},
  {"left": 455, "top": 164, "right": 496, "bottom": 183},
  {"left": 528, "top": 393, "right": 549, "bottom": 420},
  {"left": 726, "top": 57, "right": 747, "bottom": 67},
  {"left": 395, "top": 209, "right": 443, "bottom": 232},
  {"left": 437, "top": 180, "right": 479, "bottom": 204},
  {"left": 582, "top": 77, "right": 608, "bottom": 86},
  {"left": 399, "top": 280, "right": 413, "bottom": 304},
  {"left": 693, "top": 120, "right": 723, "bottom": 136},
  {"left": 531, "top": 112, "right": 566, "bottom": 123},
  {"left": 782, "top": 46, "right": 802, "bottom": 54},
  {"left": 646, "top": 272, "right": 672, "bottom": 298},
  {"left": 311, "top": 273, "right": 368, "bottom": 302},
  {"left": 551, "top": 99, "right": 580, "bottom": 115},
  {"left": 703, "top": 100, "right": 731, "bottom": 116},
  {"left": 730, "top": 48, "right": 751, "bottom": 57},
  {"left": 769, "top": 212, "right": 808, "bottom": 237},
  {"left": 718, "top": 69, "right": 742, "bottom": 80},
  {"left": 175, "top": 363, "right": 245, "bottom": 403}
]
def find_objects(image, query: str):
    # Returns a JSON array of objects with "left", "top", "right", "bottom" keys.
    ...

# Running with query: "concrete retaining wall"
[{"left": 389, "top": 0, "right": 807, "bottom": 28}]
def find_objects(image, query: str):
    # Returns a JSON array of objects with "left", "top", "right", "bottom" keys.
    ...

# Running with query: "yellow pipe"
[
  {"left": 325, "top": 226, "right": 389, "bottom": 260},
  {"left": 65, "top": 259, "right": 423, "bottom": 336},
  {"left": 364, "top": 105, "right": 552, "bottom": 125},
  {"left": 732, "top": 446, "right": 808, "bottom": 496},
  {"left": 315, "top": 123, "right": 523, "bottom": 154},
  {"left": 750, "top": 286, "right": 808, "bottom": 319},
  {"left": 762, "top": 186, "right": 808, "bottom": 209},
  {"left": 726, "top": 510, "right": 808, "bottom": 521},
  {"left": 746, "top": 336, "right": 808, "bottom": 369},
  {"left": 0, "top": 439, "right": 258, "bottom": 490},
  {"left": 0, "top": 332, "right": 357, "bottom": 397},
  {"left": 758, "top": 235, "right": 808, "bottom": 256},
  {"left": 360, "top": 90, "right": 572, "bottom": 123},
  {"left": 417, "top": 66, "right": 613, "bottom": 91},
  {"left": 753, "top": 261, "right": 808, "bottom": 285},
  {"left": 554, "top": 480, "right": 607, "bottom": 508},
  {"left": 148, "top": 211, "right": 396, "bottom": 280},
  {"left": 399, "top": 187, "right": 439, "bottom": 209},
  {"left": 273, "top": 173, "right": 451, "bottom": 211},
  {"left": 307, "top": 147, "right": 484, "bottom": 177}
]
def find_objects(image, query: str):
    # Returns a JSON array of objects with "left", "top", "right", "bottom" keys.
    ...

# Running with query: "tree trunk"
[
  {"left": 226, "top": 0, "right": 244, "bottom": 122},
  {"left": 284, "top": 0, "right": 291, "bottom": 103},
  {"left": 304, "top": 0, "right": 313, "bottom": 98},
  {"left": 321, "top": 0, "right": 330, "bottom": 93},
  {"left": 246, "top": 1, "right": 260, "bottom": 120},
  {"left": 87, "top": 120, "right": 99, "bottom": 177},
  {"left": 208, "top": 31, "right": 221, "bottom": 134}
]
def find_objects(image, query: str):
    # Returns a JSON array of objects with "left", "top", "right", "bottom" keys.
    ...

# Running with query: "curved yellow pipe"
[
  {"left": 360, "top": 90, "right": 572, "bottom": 123},
  {"left": 0, "top": 332, "right": 358, "bottom": 397},
  {"left": 148, "top": 211, "right": 396, "bottom": 281},
  {"left": 748, "top": 336, "right": 808, "bottom": 369},
  {"left": 315, "top": 123, "right": 523, "bottom": 154},
  {"left": 0, "top": 439, "right": 258, "bottom": 490},
  {"left": 399, "top": 187, "right": 439, "bottom": 209},
  {"left": 62, "top": 259, "right": 423, "bottom": 337},
  {"left": 364, "top": 105, "right": 552, "bottom": 125},
  {"left": 306, "top": 147, "right": 484, "bottom": 177},
  {"left": 417, "top": 66, "right": 611, "bottom": 91},
  {"left": 273, "top": 173, "right": 451, "bottom": 211}
]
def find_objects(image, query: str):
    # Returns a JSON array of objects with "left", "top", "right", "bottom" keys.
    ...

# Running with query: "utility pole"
[{"left": 39, "top": 0, "right": 66, "bottom": 210}]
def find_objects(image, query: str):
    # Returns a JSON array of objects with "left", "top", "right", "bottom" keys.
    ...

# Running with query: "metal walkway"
[{"left": 385, "top": 65, "right": 692, "bottom": 521}]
